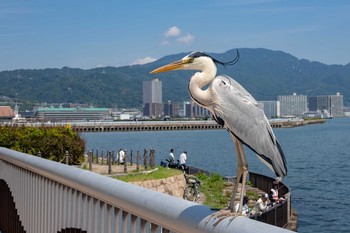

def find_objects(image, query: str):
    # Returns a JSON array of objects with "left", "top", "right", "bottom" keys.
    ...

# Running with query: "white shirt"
[
  {"left": 235, "top": 203, "right": 249, "bottom": 215},
  {"left": 118, "top": 150, "right": 125, "bottom": 163},
  {"left": 169, "top": 152, "right": 174, "bottom": 162},
  {"left": 179, "top": 152, "right": 187, "bottom": 164},
  {"left": 254, "top": 198, "right": 268, "bottom": 212}
]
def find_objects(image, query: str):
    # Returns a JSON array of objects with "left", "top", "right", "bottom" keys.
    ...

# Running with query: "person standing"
[
  {"left": 179, "top": 151, "right": 187, "bottom": 171},
  {"left": 118, "top": 149, "right": 126, "bottom": 164}
]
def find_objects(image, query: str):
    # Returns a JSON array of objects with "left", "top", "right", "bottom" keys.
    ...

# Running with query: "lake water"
[{"left": 81, "top": 118, "right": 350, "bottom": 233}]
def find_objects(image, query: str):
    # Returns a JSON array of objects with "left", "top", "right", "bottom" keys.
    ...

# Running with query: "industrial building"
[
  {"left": 258, "top": 101, "right": 280, "bottom": 118},
  {"left": 278, "top": 93, "right": 308, "bottom": 117},
  {"left": 308, "top": 93, "right": 344, "bottom": 117},
  {"left": 35, "top": 107, "right": 111, "bottom": 122}
]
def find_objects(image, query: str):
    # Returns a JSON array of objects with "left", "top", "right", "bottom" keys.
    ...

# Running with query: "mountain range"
[{"left": 0, "top": 48, "right": 349, "bottom": 110}]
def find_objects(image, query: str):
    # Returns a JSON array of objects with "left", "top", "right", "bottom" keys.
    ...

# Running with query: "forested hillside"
[{"left": 0, "top": 48, "right": 348, "bottom": 110}]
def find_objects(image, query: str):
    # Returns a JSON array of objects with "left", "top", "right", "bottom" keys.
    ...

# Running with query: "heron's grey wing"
[{"left": 211, "top": 76, "right": 287, "bottom": 178}]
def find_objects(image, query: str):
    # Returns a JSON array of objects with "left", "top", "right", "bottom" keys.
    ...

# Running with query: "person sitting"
[
  {"left": 235, "top": 196, "right": 249, "bottom": 215},
  {"left": 167, "top": 149, "right": 175, "bottom": 163},
  {"left": 270, "top": 180, "right": 285, "bottom": 205},
  {"left": 251, "top": 193, "right": 269, "bottom": 215}
]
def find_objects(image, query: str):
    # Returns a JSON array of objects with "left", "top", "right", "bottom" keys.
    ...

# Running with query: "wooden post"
[
  {"left": 124, "top": 150, "right": 127, "bottom": 173},
  {"left": 130, "top": 149, "right": 133, "bottom": 166},
  {"left": 136, "top": 150, "right": 140, "bottom": 171},
  {"left": 153, "top": 149, "right": 155, "bottom": 167},
  {"left": 150, "top": 149, "right": 155, "bottom": 168},
  {"left": 88, "top": 150, "right": 92, "bottom": 171},
  {"left": 143, "top": 149, "right": 148, "bottom": 171},
  {"left": 101, "top": 150, "right": 104, "bottom": 165},
  {"left": 108, "top": 151, "right": 112, "bottom": 174},
  {"left": 95, "top": 149, "right": 99, "bottom": 164},
  {"left": 148, "top": 149, "right": 152, "bottom": 167}
]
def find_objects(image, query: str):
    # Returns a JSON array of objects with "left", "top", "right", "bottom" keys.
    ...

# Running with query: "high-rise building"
[
  {"left": 183, "top": 102, "right": 192, "bottom": 118},
  {"left": 143, "top": 79, "right": 162, "bottom": 117},
  {"left": 183, "top": 101, "right": 210, "bottom": 118},
  {"left": 258, "top": 101, "right": 280, "bottom": 118},
  {"left": 308, "top": 93, "right": 344, "bottom": 117},
  {"left": 163, "top": 101, "right": 179, "bottom": 117},
  {"left": 278, "top": 93, "right": 307, "bottom": 117}
]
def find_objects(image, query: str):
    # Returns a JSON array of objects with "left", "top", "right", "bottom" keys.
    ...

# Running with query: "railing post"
[
  {"left": 136, "top": 150, "right": 140, "bottom": 171},
  {"left": 143, "top": 149, "right": 147, "bottom": 171},
  {"left": 130, "top": 150, "right": 133, "bottom": 166},
  {"left": 124, "top": 150, "right": 127, "bottom": 173},
  {"left": 108, "top": 151, "right": 112, "bottom": 174},
  {"left": 150, "top": 149, "right": 155, "bottom": 168},
  {"left": 95, "top": 149, "right": 99, "bottom": 164},
  {"left": 89, "top": 150, "right": 92, "bottom": 171}
]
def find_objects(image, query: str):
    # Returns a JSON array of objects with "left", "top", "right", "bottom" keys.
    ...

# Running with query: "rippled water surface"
[{"left": 82, "top": 118, "right": 350, "bottom": 233}]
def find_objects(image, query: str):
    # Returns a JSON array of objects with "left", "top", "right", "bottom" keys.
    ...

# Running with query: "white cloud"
[
  {"left": 177, "top": 34, "right": 194, "bottom": 44},
  {"left": 161, "top": 26, "right": 195, "bottom": 45},
  {"left": 130, "top": 56, "right": 157, "bottom": 65},
  {"left": 165, "top": 26, "right": 181, "bottom": 37}
]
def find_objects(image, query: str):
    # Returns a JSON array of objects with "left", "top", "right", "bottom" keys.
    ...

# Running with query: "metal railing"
[{"left": 0, "top": 147, "right": 293, "bottom": 233}]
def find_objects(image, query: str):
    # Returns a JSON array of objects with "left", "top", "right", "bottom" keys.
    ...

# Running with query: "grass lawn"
[
  {"left": 197, "top": 173, "right": 231, "bottom": 209},
  {"left": 114, "top": 166, "right": 183, "bottom": 182}
]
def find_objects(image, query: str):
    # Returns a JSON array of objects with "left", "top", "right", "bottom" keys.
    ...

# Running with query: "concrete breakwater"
[
  {"left": 131, "top": 174, "right": 186, "bottom": 198},
  {"left": 71, "top": 119, "right": 326, "bottom": 132}
]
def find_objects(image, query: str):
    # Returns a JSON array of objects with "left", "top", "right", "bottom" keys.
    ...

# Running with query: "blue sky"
[{"left": 0, "top": 0, "right": 349, "bottom": 71}]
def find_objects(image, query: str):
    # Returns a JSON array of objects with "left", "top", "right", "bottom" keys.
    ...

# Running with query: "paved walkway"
[{"left": 84, "top": 162, "right": 140, "bottom": 175}]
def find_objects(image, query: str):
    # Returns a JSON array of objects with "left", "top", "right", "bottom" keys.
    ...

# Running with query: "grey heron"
[{"left": 150, "top": 51, "right": 287, "bottom": 214}]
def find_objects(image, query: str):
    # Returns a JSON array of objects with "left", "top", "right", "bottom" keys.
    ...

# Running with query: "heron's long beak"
[{"left": 150, "top": 60, "right": 184, "bottom": 74}]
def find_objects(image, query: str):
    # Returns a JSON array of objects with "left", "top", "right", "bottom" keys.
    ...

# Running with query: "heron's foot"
[{"left": 207, "top": 209, "right": 239, "bottom": 227}]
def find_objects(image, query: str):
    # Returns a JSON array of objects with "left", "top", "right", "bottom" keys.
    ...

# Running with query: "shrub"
[{"left": 0, "top": 125, "right": 85, "bottom": 164}]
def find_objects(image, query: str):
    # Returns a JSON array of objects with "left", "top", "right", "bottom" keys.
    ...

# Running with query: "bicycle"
[{"left": 183, "top": 174, "right": 201, "bottom": 202}]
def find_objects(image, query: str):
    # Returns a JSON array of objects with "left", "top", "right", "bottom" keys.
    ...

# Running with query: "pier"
[
  {"left": 72, "top": 120, "right": 222, "bottom": 132},
  {"left": 2, "top": 118, "right": 326, "bottom": 132},
  {"left": 71, "top": 119, "right": 326, "bottom": 132}
]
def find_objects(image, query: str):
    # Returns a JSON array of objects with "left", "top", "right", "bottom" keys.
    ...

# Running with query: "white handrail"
[{"left": 0, "top": 147, "right": 293, "bottom": 233}]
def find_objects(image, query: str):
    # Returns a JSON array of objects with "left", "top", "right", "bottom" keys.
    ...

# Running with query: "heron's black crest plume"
[{"left": 188, "top": 50, "right": 240, "bottom": 68}]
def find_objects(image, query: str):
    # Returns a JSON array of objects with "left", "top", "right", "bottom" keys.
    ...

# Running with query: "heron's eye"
[{"left": 182, "top": 57, "right": 194, "bottom": 64}]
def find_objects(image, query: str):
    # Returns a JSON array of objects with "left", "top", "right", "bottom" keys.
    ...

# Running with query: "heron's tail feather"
[{"left": 276, "top": 140, "right": 287, "bottom": 177}]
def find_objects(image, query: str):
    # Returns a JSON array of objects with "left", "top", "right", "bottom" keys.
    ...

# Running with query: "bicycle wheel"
[{"left": 184, "top": 186, "right": 196, "bottom": 202}]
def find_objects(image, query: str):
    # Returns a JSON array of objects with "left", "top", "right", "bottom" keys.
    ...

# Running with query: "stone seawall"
[{"left": 131, "top": 174, "right": 186, "bottom": 198}]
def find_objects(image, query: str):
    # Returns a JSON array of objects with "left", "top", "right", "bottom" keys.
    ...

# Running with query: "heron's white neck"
[{"left": 188, "top": 59, "right": 217, "bottom": 107}]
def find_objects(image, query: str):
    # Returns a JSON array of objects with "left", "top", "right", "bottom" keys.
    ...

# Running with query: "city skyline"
[{"left": 1, "top": 91, "right": 345, "bottom": 122}]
